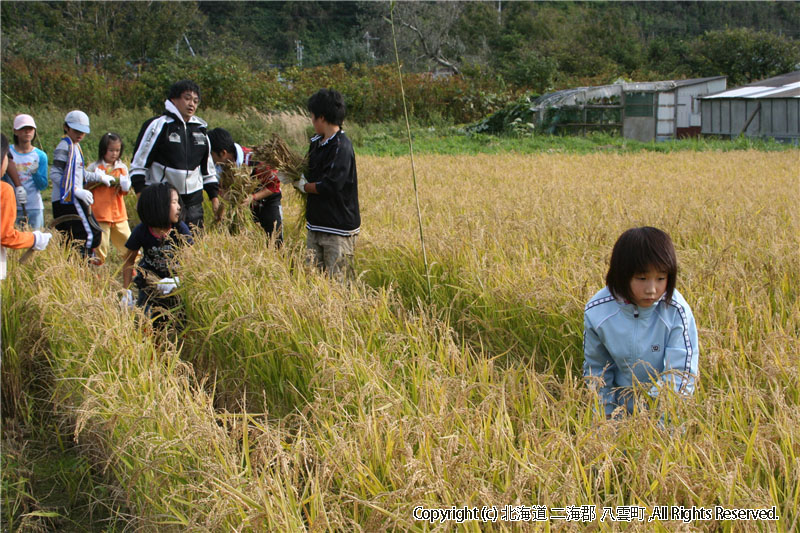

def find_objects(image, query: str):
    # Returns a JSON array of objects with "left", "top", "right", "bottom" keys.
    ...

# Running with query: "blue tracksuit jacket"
[{"left": 583, "top": 286, "right": 699, "bottom": 417}]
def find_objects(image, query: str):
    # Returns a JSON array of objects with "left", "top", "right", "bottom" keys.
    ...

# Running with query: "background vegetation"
[
  {"left": 0, "top": 106, "right": 794, "bottom": 172},
  {"left": 2, "top": 1, "right": 799, "bottom": 123}
]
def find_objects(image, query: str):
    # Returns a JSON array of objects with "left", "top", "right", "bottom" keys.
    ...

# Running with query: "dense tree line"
[{"left": 1, "top": 1, "right": 798, "bottom": 113}]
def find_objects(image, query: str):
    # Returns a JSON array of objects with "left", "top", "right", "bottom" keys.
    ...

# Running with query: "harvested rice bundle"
[
  {"left": 215, "top": 162, "right": 261, "bottom": 233},
  {"left": 252, "top": 133, "right": 307, "bottom": 184},
  {"left": 253, "top": 133, "right": 309, "bottom": 230},
  {"left": 135, "top": 268, "right": 172, "bottom": 292},
  {"left": 136, "top": 267, "right": 163, "bottom": 288},
  {"left": 132, "top": 268, "right": 182, "bottom": 308}
]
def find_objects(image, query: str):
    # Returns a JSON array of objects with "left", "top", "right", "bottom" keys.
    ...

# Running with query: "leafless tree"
[{"left": 385, "top": 1, "right": 466, "bottom": 74}]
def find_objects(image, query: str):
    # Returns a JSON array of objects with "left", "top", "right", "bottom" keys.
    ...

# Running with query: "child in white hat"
[
  {"left": 49, "top": 110, "right": 109, "bottom": 260},
  {"left": 9, "top": 114, "right": 49, "bottom": 230}
]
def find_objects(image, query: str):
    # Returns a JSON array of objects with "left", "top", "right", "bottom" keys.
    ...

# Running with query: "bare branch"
[{"left": 393, "top": 2, "right": 464, "bottom": 75}]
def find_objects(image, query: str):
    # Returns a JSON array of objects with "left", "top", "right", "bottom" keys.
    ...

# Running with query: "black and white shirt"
[{"left": 130, "top": 100, "right": 218, "bottom": 205}]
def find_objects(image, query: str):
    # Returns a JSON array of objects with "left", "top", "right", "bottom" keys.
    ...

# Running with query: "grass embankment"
[
  {"left": 1, "top": 105, "right": 794, "bottom": 162},
  {"left": 3, "top": 148, "right": 798, "bottom": 530}
]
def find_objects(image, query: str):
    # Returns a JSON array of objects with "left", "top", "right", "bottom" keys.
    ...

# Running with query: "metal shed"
[
  {"left": 700, "top": 71, "right": 800, "bottom": 142},
  {"left": 531, "top": 76, "right": 727, "bottom": 142}
]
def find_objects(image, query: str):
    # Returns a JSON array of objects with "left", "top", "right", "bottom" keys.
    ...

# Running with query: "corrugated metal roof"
[
  {"left": 672, "top": 76, "right": 727, "bottom": 88},
  {"left": 622, "top": 76, "right": 725, "bottom": 92},
  {"left": 701, "top": 71, "right": 800, "bottom": 99},
  {"left": 752, "top": 84, "right": 800, "bottom": 98},
  {"left": 744, "top": 70, "right": 800, "bottom": 88},
  {"left": 763, "top": 87, "right": 800, "bottom": 98},
  {"left": 533, "top": 76, "right": 727, "bottom": 110},
  {"left": 704, "top": 86, "right": 770, "bottom": 99}
]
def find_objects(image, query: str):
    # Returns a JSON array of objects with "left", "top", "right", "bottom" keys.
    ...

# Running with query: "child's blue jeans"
[{"left": 16, "top": 208, "right": 44, "bottom": 230}]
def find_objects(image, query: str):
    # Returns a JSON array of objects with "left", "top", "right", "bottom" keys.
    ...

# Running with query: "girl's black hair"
[
  {"left": 98, "top": 132, "right": 124, "bottom": 162},
  {"left": 1, "top": 133, "right": 9, "bottom": 162},
  {"left": 137, "top": 183, "right": 180, "bottom": 229},
  {"left": 307, "top": 88, "right": 346, "bottom": 126},
  {"left": 12, "top": 129, "right": 37, "bottom": 146},
  {"left": 605, "top": 226, "right": 679, "bottom": 304}
]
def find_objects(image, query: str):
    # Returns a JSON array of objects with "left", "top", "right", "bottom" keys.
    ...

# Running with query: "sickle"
[{"left": 19, "top": 210, "right": 102, "bottom": 265}]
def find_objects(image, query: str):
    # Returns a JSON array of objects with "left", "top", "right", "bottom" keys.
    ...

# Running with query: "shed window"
[{"left": 625, "top": 92, "right": 654, "bottom": 117}]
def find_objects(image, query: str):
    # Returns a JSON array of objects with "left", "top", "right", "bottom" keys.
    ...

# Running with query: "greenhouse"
[{"left": 531, "top": 77, "right": 727, "bottom": 141}]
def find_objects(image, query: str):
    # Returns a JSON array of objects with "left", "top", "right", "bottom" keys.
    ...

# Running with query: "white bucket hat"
[{"left": 65, "top": 110, "right": 91, "bottom": 134}]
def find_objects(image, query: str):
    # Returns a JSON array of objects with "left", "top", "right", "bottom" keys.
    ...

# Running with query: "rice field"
[{"left": 2, "top": 149, "right": 798, "bottom": 531}]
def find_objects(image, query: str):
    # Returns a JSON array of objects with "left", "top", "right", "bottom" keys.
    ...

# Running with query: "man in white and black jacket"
[
  {"left": 293, "top": 89, "right": 360, "bottom": 281},
  {"left": 130, "top": 80, "right": 219, "bottom": 230}
]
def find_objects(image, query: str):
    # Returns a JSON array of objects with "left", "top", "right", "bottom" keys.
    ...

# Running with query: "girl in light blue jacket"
[{"left": 583, "top": 226, "right": 699, "bottom": 419}]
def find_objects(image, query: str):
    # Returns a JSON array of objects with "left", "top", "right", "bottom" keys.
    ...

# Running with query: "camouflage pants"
[{"left": 305, "top": 230, "right": 357, "bottom": 282}]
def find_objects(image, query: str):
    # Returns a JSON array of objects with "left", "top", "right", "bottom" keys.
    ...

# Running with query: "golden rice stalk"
[
  {"left": 252, "top": 133, "right": 307, "bottom": 182},
  {"left": 253, "top": 133, "right": 309, "bottom": 230},
  {"left": 135, "top": 268, "right": 181, "bottom": 299},
  {"left": 137, "top": 268, "right": 162, "bottom": 288},
  {"left": 215, "top": 162, "right": 261, "bottom": 234}
]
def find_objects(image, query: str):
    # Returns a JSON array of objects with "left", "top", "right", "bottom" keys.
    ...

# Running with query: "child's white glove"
[
  {"left": 119, "top": 173, "right": 131, "bottom": 192},
  {"left": 73, "top": 188, "right": 94, "bottom": 205},
  {"left": 292, "top": 175, "right": 308, "bottom": 193},
  {"left": 95, "top": 169, "right": 115, "bottom": 187},
  {"left": 32, "top": 230, "right": 52, "bottom": 251},
  {"left": 156, "top": 277, "right": 180, "bottom": 295},
  {"left": 14, "top": 186, "right": 27, "bottom": 204},
  {"left": 120, "top": 289, "right": 135, "bottom": 310}
]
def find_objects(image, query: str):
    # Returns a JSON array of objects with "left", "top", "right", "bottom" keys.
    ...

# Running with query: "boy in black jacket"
[{"left": 293, "top": 89, "right": 360, "bottom": 280}]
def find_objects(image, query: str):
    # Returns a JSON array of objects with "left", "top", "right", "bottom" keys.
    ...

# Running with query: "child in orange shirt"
[
  {"left": 86, "top": 132, "right": 131, "bottom": 265},
  {"left": 1, "top": 134, "right": 51, "bottom": 280}
]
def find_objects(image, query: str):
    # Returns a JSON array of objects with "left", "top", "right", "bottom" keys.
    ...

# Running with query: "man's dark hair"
[
  {"left": 606, "top": 226, "right": 678, "bottom": 304},
  {"left": 168, "top": 79, "right": 201, "bottom": 101},
  {"left": 98, "top": 132, "right": 124, "bottom": 162},
  {"left": 307, "top": 88, "right": 346, "bottom": 126},
  {"left": 0, "top": 133, "right": 8, "bottom": 162},
  {"left": 137, "top": 183, "right": 180, "bottom": 229},
  {"left": 207, "top": 128, "right": 236, "bottom": 155}
]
